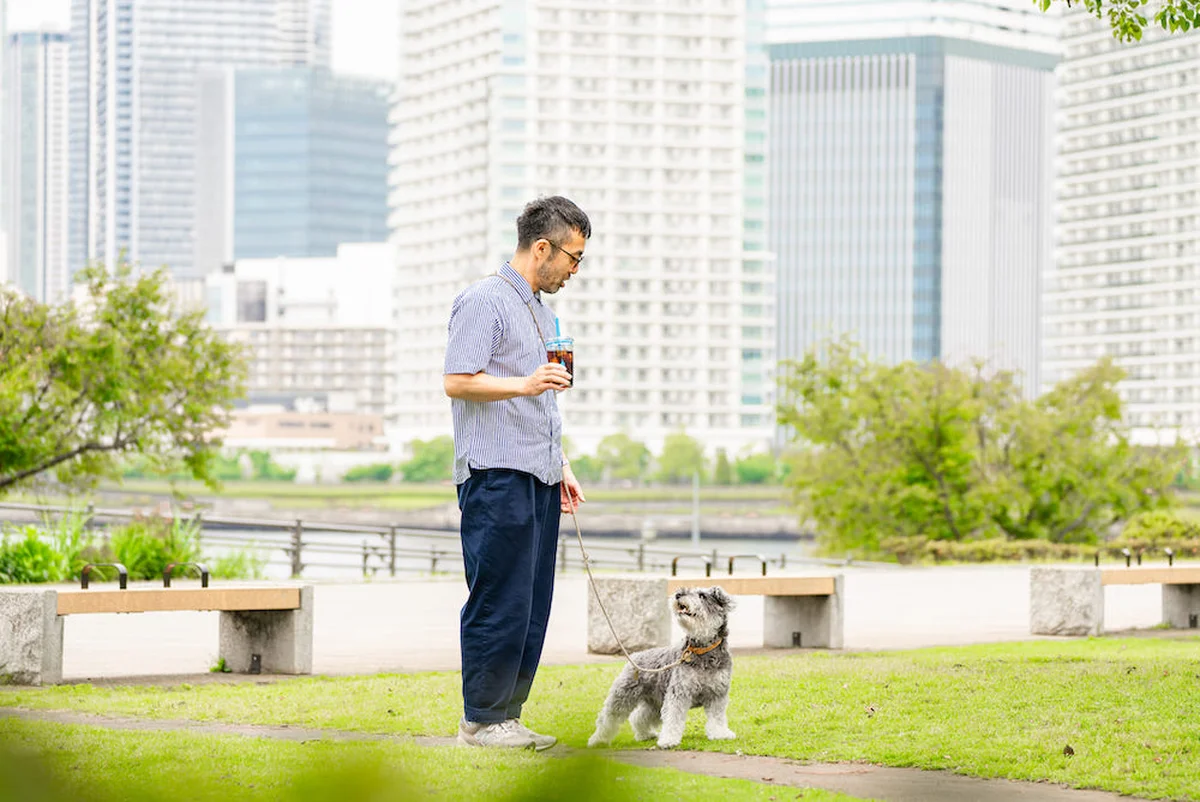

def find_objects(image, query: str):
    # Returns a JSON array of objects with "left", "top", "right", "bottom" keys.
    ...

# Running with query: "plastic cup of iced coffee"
[{"left": 545, "top": 336, "right": 574, "bottom": 387}]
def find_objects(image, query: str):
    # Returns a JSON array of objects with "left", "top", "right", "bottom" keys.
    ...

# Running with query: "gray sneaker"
[
  {"left": 507, "top": 719, "right": 557, "bottom": 751},
  {"left": 457, "top": 718, "right": 535, "bottom": 749}
]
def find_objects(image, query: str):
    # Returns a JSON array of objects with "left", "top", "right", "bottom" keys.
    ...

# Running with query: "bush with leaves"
[
  {"left": 0, "top": 528, "right": 71, "bottom": 584},
  {"left": 106, "top": 516, "right": 201, "bottom": 582},
  {"left": 735, "top": 451, "right": 776, "bottom": 485},
  {"left": 400, "top": 436, "right": 454, "bottom": 482},
  {"left": 567, "top": 454, "right": 603, "bottom": 483},
  {"left": 342, "top": 463, "right": 395, "bottom": 483},
  {"left": 596, "top": 433, "right": 650, "bottom": 483}
]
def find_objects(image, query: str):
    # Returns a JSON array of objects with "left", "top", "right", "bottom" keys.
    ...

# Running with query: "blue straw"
[{"left": 555, "top": 318, "right": 561, "bottom": 338}]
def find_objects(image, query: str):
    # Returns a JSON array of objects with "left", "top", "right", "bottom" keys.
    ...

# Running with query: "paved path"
[
  {"left": 54, "top": 565, "right": 1165, "bottom": 680},
  {"left": 0, "top": 708, "right": 1144, "bottom": 802}
]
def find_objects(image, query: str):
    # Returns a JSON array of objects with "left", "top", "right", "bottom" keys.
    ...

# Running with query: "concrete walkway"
[
  {"left": 55, "top": 565, "right": 1167, "bottom": 680},
  {"left": 0, "top": 708, "right": 1144, "bottom": 802}
]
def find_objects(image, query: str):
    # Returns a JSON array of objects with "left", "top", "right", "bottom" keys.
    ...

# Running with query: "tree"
[
  {"left": 735, "top": 451, "right": 776, "bottom": 485},
  {"left": 0, "top": 262, "right": 247, "bottom": 496},
  {"left": 568, "top": 454, "right": 604, "bottom": 483},
  {"left": 596, "top": 433, "right": 650, "bottom": 482},
  {"left": 777, "top": 339, "right": 1187, "bottom": 555},
  {"left": 1037, "top": 0, "right": 1200, "bottom": 42},
  {"left": 656, "top": 431, "right": 707, "bottom": 484},
  {"left": 400, "top": 436, "right": 454, "bottom": 482},
  {"left": 713, "top": 448, "right": 733, "bottom": 485}
]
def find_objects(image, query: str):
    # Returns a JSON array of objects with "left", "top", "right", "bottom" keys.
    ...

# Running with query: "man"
[{"left": 443, "top": 196, "right": 590, "bottom": 750}]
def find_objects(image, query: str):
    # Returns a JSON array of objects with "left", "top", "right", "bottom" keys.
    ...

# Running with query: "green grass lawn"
[
  {"left": 8, "top": 481, "right": 786, "bottom": 514},
  {"left": 0, "top": 717, "right": 860, "bottom": 802},
  {"left": 3, "top": 637, "right": 1199, "bottom": 799}
]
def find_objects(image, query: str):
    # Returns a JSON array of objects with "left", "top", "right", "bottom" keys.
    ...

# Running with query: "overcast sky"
[{"left": 6, "top": 0, "right": 399, "bottom": 81}]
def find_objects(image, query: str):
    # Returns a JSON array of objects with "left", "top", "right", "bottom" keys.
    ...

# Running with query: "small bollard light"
[
  {"left": 1121, "top": 547, "right": 1132, "bottom": 568},
  {"left": 792, "top": 632, "right": 802, "bottom": 648},
  {"left": 1165, "top": 547, "right": 1175, "bottom": 567},
  {"left": 249, "top": 654, "right": 262, "bottom": 675}
]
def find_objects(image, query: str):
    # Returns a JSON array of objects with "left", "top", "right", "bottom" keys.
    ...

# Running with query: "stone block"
[
  {"left": 1030, "top": 567, "right": 1103, "bottom": 636},
  {"left": 218, "top": 585, "right": 313, "bottom": 674},
  {"left": 587, "top": 577, "right": 670, "bottom": 655},
  {"left": 0, "top": 590, "right": 62, "bottom": 685},
  {"left": 1162, "top": 583, "right": 1200, "bottom": 629},
  {"left": 763, "top": 575, "right": 844, "bottom": 649}
]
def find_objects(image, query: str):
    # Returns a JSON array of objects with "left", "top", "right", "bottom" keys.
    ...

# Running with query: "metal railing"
[{"left": 0, "top": 500, "right": 858, "bottom": 580}]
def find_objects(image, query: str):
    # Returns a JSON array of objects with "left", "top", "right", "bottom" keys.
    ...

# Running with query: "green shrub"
[
  {"left": 568, "top": 454, "right": 603, "bottom": 483},
  {"left": 0, "top": 528, "right": 71, "bottom": 584},
  {"left": 108, "top": 516, "right": 201, "bottom": 581},
  {"left": 735, "top": 451, "right": 777, "bottom": 484},
  {"left": 1120, "top": 510, "right": 1200, "bottom": 545},
  {"left": 207, "top": 548, "right": 268, "bottom": 580},
  {"left": 400, "top": 436, "right": 454, "bottom": 482},
  {"left": 342, "top": 463, "right": 395, "bottom": 483},
  {"left": 879, "top": 534, "right": 1200, "bottom": 565}
]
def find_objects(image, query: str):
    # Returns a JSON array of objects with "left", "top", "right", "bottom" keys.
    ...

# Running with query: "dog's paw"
[
  {"left": 586, "top": 734, "right": 608, "bottom": 748},
  {"left": 707, "top": 728, "right": 737, "bottom": 741},
  {"left": 655, "top": 737, "right": 681, "bottom": 750},
  {"left": 631, "top": 730, "right": 658, "bottom": 742}
]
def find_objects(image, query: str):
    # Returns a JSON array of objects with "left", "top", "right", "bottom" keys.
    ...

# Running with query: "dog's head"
[{"left": 672, "top": 586, "right": 734, "bottom": 642}]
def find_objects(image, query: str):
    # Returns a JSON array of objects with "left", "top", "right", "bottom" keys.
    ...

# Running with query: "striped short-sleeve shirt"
[{"left": 444, "top": 262, "right": 564, "bottom": 486}]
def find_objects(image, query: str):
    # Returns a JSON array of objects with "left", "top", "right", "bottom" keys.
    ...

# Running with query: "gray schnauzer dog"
[{"left": 588, "top": 586, "right": 736, "bottom": 749}]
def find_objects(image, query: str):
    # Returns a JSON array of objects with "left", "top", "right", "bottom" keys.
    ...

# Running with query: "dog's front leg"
[
  {"left": 704, "top": 694, "right": 736, "bottom": 740},
  {"left": 655, "top": 687, "right": 690, "bottom": 749}
]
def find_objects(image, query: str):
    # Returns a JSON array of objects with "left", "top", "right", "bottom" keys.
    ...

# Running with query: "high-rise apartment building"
[
  {"left": 276, "top": 0, "right": 331, "bottom": 68},
  {"left": 1048, "top": 13, "right": 1200, "bottom": 439},
  {"left": 2, "top": 31, "right": 70, "bottom": 302},
  {"left": 0, "top": 0, "right": 9, "bottom": 286},
  {"left": 768, "top": 1, "right": 1058, "bottom": 390},
  {"left": 194, "top": 66, "right": 389, "bottom": 276},
  {"left": 68, "top": 0, "right": 332, "bottom": 280},
  {"left": 196, "top": 243, "right": 397, "bottom": 421},
  {"left": 390, "top": 0, "right": 773, "bottom": 456}
]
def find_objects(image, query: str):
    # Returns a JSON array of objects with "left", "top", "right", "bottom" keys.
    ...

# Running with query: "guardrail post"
[
  {"left": 290, "top": 519, "right": 304, "bottom": 578},
  {"left": 430, "top": 546, "right": 440, "bottom": 574},
  {"left": 637, "top": 543, "right": 645, "bottom": 572},
  {"left": 362, "top": 539, "right": 369, "bottom": 577},
  {"left": 389, "top": 526, "right": 397, "bottom": 577}
]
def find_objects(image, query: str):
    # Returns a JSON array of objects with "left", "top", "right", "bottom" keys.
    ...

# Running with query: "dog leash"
[{"left": 564, "top": 492, "right": 707, "bottom": 677}]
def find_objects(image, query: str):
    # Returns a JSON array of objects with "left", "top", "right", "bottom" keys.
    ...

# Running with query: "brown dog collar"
[{"left": 683, "top": 638, "right": 723, "bottom": 661}]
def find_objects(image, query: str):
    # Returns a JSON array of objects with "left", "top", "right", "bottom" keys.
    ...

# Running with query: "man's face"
[{"left": 535, "top": 231, "right": 586, "bottom": 294}]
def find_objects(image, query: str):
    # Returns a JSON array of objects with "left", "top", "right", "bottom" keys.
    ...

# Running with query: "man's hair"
[{"left": 516, "top": 196, "right": 592, "bottom": 249}]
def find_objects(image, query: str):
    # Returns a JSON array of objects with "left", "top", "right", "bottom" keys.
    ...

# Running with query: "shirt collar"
[{"left": 500, "top": 261, "right": 539, "bottom": 303}]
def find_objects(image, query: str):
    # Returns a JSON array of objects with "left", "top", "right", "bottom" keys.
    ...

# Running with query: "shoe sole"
[{"left": 457, "top": 730, "right": 536, "bottom": 750}]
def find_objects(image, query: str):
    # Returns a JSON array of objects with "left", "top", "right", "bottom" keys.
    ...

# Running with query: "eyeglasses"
[{"left": 545, "top": 240, "right": 584, "bottom": 268}]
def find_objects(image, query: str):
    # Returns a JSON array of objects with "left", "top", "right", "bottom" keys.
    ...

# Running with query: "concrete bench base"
[
  {"left": 587, "top": 575, "right": 844, "bottom": 654},
  {"left": 0, "top": 591, "right": 63, "bottom": 685},
  {"left": 1030, "top": 567, "right": 1200, "bottom": 636},
  {"left": 1029, "top": 568, "right": 1105, "bottom": 636},
  {"left": 0, "top": 586, "right": 313, "bottom": 686}
]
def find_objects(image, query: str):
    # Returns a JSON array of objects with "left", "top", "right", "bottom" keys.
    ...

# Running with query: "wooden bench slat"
[
  {"left": 666, "top": 576, "right": 836, "bottom": 596},
  {"left": 1100, "top": 567, "right": 1200, "bottom": 586},
  {"left": 56, "top": 588, "right": 302, "bottom": 615}
]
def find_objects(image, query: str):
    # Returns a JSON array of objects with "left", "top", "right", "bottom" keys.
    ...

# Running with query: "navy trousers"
[{"left": 457, "top": 468, "right": 561, "bottom": 724}]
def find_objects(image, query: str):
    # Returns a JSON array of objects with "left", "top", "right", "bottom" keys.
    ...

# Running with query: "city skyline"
[{"left": 5, "top": 0, "right": 399, "bottom": 81}]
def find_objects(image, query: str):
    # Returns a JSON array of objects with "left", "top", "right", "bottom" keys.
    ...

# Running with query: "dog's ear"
[{"left": 708, "top": 586, "right": 735, "bottom": 610}]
